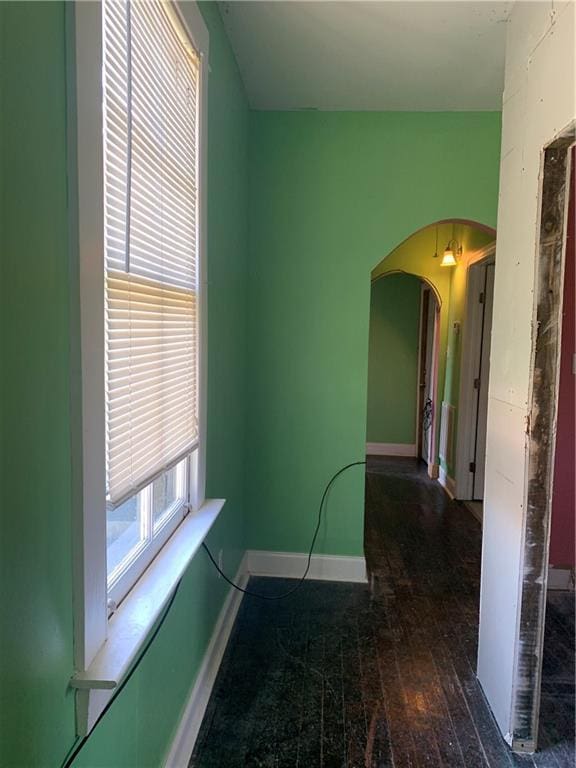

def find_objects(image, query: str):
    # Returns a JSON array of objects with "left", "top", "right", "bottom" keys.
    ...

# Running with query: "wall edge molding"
[
  {"left": 467, "top": 240, "right": 496, "bottom": 267},
  {"left": 547, "top": 567, "right": 575, "bottom": 591},
  {"left": 366, "top": 442, "right": 417, "bottom": 457},
  {"left": 438, "top": 466, "right": 457, "bottom": 499},
  {"left": 246, "top": 550, "right": 368, "bottom": 584}
]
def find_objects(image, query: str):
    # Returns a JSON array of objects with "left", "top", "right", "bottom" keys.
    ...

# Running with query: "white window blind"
[{"left": 103, "top": 0, "right": 200, "bottom": 507}]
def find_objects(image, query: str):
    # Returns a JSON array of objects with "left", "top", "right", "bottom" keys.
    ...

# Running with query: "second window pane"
[
  {"left": 107, "top": 495, "right": 144, "bottom": 576},
  {"left": 152, "top": 464, "right": 179, "bottom": 528}
]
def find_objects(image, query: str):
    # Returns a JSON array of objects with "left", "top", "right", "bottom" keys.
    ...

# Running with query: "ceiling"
[{"left": 219, "top": 1, "right": 513, "bottom": 111}]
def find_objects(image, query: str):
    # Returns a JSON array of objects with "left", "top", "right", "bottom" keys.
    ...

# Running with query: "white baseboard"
[
  {"left": 547, "top": 566, "right": 575, "bottom": 591},
  {"left": 463, "top": 500, "right": 484, "bottom": 525},
  {"left": 366, "top": 442, "right": 417, "bottom": 457},
  {"left": 246, "top": 549, "right": 367, "bottom": 583},
  {"left": 163, "top": 553, "right": 248, "bottom": 768},
  {"left": 438, "top": 467, "right": 456, "bottom": 499}
]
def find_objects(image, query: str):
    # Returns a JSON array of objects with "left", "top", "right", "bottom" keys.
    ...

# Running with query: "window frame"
[
  {"left": 107, "top": 457, "right": 191, "bottom": 609},
  {"left": 71, "top": 0, "right": 209, "bottom": 677}
]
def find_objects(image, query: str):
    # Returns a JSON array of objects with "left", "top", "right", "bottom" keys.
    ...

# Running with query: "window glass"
[
  {"left": 107, "top": 495, "right": 144, "bottom": 578},
  {"left": 106, "top": 458, "right": 189, "bottom": 590},
  {"left": 153, "top": 460, "right": 186, "bottom": 530}
]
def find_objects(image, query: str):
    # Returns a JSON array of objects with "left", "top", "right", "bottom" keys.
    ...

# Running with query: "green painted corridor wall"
[
  {"left": 0, "top": 3, "right": 249, "bottom": 766},
  {"left": 246, "top": 112, "right": 501, "bottom": 555},
  {"left": 366, "top": 274, "right": 422, "bottom": 445}
]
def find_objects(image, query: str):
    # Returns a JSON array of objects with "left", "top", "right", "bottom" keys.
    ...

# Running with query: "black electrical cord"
[
  {"left": 60, "top": 580, "right": 182, "bottom": 768},
  {"left": 202, "top": 460, "right": 366, "bottom": 599},
  {"left": 60, "top": 459, "right": 365, "bottom": 767}
]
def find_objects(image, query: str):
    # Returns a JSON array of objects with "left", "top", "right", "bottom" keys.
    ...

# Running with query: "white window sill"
[{"left": 71, "top": 498, "right": 225, "bottom": 692}]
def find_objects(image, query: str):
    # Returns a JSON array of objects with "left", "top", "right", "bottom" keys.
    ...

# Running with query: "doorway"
[
  {"left": 455, "top": 248, "right": 496, "bottom": 509},
  {"left": 366, "top": 270, "right": 441, "bottom": 468},
  {"left": 508, "top": 128, "right": 575, "bottom": 753},
  {"left": 536, "top": 142, "right": 575, "bottom": 757}
]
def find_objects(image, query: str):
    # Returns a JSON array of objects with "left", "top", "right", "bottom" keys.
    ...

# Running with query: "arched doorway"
[
  {"left": 367, "top": 271, "right": 441, "bottom": 476},
  {"left": 363, "top": 218, "right": 498, "bottom": 636},
  {"left": 366, "top": 219, "right": 497, "bottom": 494}
]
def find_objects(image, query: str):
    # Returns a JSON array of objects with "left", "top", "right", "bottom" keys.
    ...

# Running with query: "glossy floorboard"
[{"left": 190, "top": 457, "right": 575, "bottom": 767}]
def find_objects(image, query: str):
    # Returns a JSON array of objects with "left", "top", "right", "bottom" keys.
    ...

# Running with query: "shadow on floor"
[{"left": 190, "top": 456, "right": 574, "bottom": 767}]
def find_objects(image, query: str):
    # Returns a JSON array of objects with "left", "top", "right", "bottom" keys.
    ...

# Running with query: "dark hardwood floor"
[{"left": 190, "top": 456, "right": 575, "bottom": 767}]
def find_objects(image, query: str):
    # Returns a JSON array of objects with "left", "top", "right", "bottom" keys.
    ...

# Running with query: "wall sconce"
[{"left": 440, "top": 238, "right": 462, "bottom": 267}]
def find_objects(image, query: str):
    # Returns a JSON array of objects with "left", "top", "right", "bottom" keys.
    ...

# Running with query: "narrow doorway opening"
[
  {"left": 366, "top": 269, "right": 441, "bottom": 471},
  {"left": 364, "top": 218, "right": 498, "bottom": 711},
  {"left": 510, "top": 126, "right": 575, "bottom": 753},
  {"left": 366, "top": 219, "right": 497, "bottom": 499},
  {"left": 538, "top": 142, "right": 575, "bottom": 758},
  {"left": 455, "top": 249, "right": 496, "bottom": 522}
]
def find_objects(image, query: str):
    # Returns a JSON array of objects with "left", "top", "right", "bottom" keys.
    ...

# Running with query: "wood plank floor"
[{"left": 190, "top": 456, "right": 575, "bottom": 767}]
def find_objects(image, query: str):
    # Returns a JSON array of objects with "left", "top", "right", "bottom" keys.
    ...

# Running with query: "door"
[{"left": 472, "top": 262, "right": 495, "bottom": 499}]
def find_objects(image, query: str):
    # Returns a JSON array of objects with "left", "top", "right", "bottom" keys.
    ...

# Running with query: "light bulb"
[{"left": 440, "top": 249, "right": 457, "bottom": 267}]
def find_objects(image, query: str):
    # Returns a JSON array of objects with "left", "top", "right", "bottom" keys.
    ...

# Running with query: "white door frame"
[
  {"left": 425, "top": 291, "right": 440, "bottom": 472},
  {"left": 415, "top": 285, "right": 426, "bottom": 460},
  {"left": 416, "top": 285, "right": 433, "bottom": 463},
  {"left": 472, "top": 262, "right": 495, "bottom": 499},
  {"left": 454, "top": 243, "right": 496, "bottom": 500},
  {"left": 414, "top": 282, "right": 441, "bottom": 476},
  {"left": 422, "top": 288, "right": 441, "bottom": 477}
]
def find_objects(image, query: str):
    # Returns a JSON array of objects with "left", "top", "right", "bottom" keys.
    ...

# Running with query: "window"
[
  {"left": 102, "top": 0, "right": 202, "bottom": 606},
  {"left": 72, "top": 0, "right": 210, "bottom": 687}
]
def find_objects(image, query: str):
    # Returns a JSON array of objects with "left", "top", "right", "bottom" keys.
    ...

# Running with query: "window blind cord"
[
  {"left": 202, "top": 460, "right": 367, "bottom": 600},
  {"left": 60, "top": 459, "right": 365, "bottom": 767},
  {"left": 124, "top": 0, "right": 133, "bottom": 273}
]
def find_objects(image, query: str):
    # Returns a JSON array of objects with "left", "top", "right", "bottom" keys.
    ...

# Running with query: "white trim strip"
[
  {"left": 366, "top": 442, "right": 417, "bottom": 457},
  {"left": 547, "top": 567, "right": 575, "bottom": 591},
  {"left": 246, "top": 550, "right": 367, "bottom": 583},
  {"left": 464, "top": 500, "right": 484, "bottom": 525},
  {"left": 467, "top": 240, "right": 496, "bottom": 267},
  {"left": 163, "top": 554, "right": 248, "bottom": 768},
  {"left": 438, "top": 467, "right": 457, "bottom": 499}
]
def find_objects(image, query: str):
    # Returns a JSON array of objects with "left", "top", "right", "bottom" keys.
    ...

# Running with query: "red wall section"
[{"left": 549, "top": 146, "right": 576, "bottom": 569}]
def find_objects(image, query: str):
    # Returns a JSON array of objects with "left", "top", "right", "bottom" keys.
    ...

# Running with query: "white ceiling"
[{"left": 219, "top": 1, "right": 513, "bottom": 111}]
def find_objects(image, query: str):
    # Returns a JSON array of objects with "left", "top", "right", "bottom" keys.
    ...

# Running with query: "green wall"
[
  {"left": 0, "top": 3, "right": 249, "bottom": 766},
  {"left": 366, "top": 274, "right": 421, "bottom": 444},
  {"left": 246, "top": 112, "right": 501, "bottom": 556},
  {"left": 1, "top": 4, "right": 76, "bottom": 763}
]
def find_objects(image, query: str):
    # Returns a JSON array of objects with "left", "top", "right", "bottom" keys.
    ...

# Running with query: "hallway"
[{"left": 190, "top": 458, "right": 574, "bottom": 767}]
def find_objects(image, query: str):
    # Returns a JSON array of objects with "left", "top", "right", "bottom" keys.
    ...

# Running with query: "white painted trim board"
[
  {"left": 438, "top": 467, "right": 457, "bottom": 499},
  {"left": 366, "top": 442, "right": 417, "bottom": 457},
  {"left": 246, "top": 550, "right": 367, "bottom": 583},
  {"left": 547, "top": 567, "right": 574, "bottom": 591}
]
